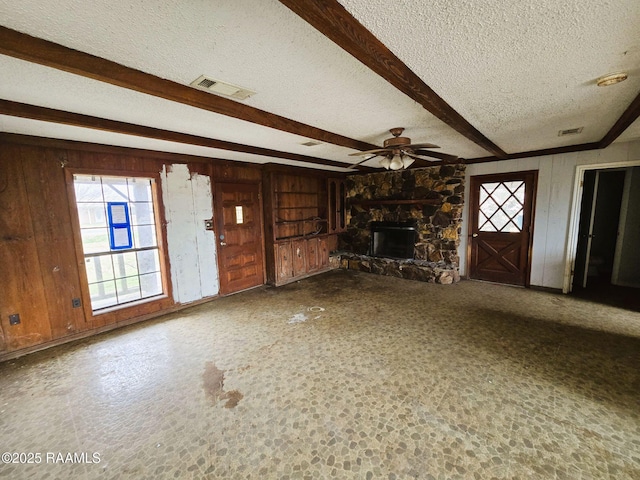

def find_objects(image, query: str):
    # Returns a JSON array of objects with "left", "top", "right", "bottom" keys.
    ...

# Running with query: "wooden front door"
[
  {"left": 469, "top": 171, "right": 537, "bottom": 286},
  {"left": 214, "top": 182, "right": 264, "bottom": 295}
]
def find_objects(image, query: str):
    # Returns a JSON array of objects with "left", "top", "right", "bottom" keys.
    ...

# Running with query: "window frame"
[{"left": 65, "top": 168, "right": 173, "bottom": 325}]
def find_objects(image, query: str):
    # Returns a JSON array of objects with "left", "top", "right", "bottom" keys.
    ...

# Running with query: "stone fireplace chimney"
[{"left": 337, "top": 165, "right": 464, "bottom": 284}]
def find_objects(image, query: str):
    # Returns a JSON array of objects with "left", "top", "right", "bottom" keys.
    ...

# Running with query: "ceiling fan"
[{"left": 349, "top": 128, "right": 459, "bottom": 170}]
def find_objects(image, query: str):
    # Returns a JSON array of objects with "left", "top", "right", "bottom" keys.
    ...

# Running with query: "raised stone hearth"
[{"left": 339, "top": 252, "right": 460, "bottom": 284}]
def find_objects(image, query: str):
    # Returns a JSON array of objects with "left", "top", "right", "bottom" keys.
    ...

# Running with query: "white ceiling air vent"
[
  {"left": 190, "top": 75, "right": 256, "bottom": 100},
  {"left": 558, "top": 127, "right": 584, "bottom": 137}
]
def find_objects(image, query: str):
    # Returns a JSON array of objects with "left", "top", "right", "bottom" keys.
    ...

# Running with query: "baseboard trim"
[
  {"left": 530, "top": 285, "right": 564, "bottom": 294},
  {"left": 0, "top": 295, "right": 219, "bottom": 363}
]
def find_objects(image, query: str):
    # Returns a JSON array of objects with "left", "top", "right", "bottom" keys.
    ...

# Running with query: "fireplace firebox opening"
[{"left": 370, "top": 221, "right": 417, "bottom": 259}]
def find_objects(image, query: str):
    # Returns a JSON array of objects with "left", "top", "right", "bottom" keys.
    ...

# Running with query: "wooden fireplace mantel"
[{"left": 347, "top": 198, "right": 441, "bottom": 206}]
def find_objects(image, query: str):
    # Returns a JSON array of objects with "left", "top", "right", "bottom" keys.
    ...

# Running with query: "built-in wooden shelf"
[
  {"left": 275, "top": 191, "right": 319, "bottom": 195},
  {"left": 275, "top": 218, "right": 328, "bottom": 225},
  {"left": 276, "top": 206, "right": 320, "bottom": 210},
  {"left": 263, "top": 167, "right": 345, "bottom": 287},
  {"left": 348, "top": 198, "right": 441, "bottom": 206},
  {"left": 275, "top": 232, "right": 331, "bottom": 241}
]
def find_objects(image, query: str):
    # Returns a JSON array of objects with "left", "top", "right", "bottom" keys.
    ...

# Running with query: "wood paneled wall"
[
  {"left": 0, "top": 135, "right": 262, "bottom": 358},
  {"left": 1, "top": 143, "right": 85, "bottom": 351}
]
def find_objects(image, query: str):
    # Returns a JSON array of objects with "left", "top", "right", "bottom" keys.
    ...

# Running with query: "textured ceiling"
[
  {"left": 340, "top": 0, "right": 640, "bottom": 151},
  {"left": 0, "top": 0, "right": 639, "bottom": 171}
]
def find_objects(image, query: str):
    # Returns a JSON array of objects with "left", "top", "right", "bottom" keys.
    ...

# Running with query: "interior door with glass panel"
[
  {"left": 213, "top": 182, "right": 264, "bottom": 295},
  {"left": 469, "top": 171, "right": 537, "bottom": 286}
]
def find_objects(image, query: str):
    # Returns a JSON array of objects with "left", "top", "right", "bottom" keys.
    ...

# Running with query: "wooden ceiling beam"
[
  {"left": 599, "top": 90, "right": 640, "bottom": 148},
  {"left": 0, "top": 132, "right": 234, "bottom": 165},
  {"left": 279, "top": 0, "right": 507, "bottom": 159},
  {"left": 0, "top": 99, "right": 364, "bottom": 170},
  {"left": 466, "top": 142, "right": 601, "bottom": 164},
  {"left": 0, "top": 26, "right": 378, "bottom": 154}
]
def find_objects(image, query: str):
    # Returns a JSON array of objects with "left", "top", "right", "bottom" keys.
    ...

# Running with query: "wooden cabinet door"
[
  {"left": 328, "top": 178, "right": 347, "bottom": 234},
  {"left": 318, "top": 237, "right": 329, "bottom": 269},
  {"left": 275, "top": 242, "right": 294, "bottom": 284},
  {"left": 292, "top": 239, "right": 307, "bottom": 277},
  {"left": 306, "top": 237, "right": 319, "bottom": 272}
]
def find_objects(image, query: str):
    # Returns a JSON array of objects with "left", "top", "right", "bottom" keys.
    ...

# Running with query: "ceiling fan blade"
[
  {"left": 412, "top": 149, "right": 459, "bottom": 162},
  {"left": 348, "top": 154, "right": 383, "bottom": 169},
  {"left": 406, "top": 142, "right": 440, "bottom": 149},
  {"left": 404, "top": 152, "right": 438, "bottom": 164},
  {"left": 348, "top": 148, "right": 391, "bottom": 156}
]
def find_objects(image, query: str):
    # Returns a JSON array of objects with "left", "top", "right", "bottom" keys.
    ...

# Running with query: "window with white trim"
[{"left": 73, "top": 174, "right": 165, "bottom": 312}]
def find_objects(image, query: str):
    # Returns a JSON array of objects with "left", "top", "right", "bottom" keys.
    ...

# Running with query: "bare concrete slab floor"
[{"left": 1, "top": 270, "right": 639, "bottom": 479}]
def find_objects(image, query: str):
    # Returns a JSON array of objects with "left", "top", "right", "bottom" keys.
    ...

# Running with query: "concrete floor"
[{"left": 0, "top": 269, "right": 639, "bottom": 479}]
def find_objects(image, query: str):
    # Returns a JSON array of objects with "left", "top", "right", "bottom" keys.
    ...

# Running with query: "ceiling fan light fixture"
[
  {"left": 402, "top": 157, "right": 415, "bottom": 169},
  {"left": 347, "top": 128, "right": 449, "bottom": 170},
  {"left": 389, "top": 154, "right": 404, "bottom": 170},
  {"left": 596, "top": 72, "right": 628, "bottom": 87}
]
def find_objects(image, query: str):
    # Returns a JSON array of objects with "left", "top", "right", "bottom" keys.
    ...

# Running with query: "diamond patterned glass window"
[{"left": 479, "top": 181, "right": 525, "bottom": 232}]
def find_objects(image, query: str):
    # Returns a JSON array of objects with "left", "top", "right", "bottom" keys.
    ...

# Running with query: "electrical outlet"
[
  {"left": 9, "top": 313, "right": 20, "bottom": 325},
  {"left": 72, "top": 298, "right": 82, "bottom": 308}
]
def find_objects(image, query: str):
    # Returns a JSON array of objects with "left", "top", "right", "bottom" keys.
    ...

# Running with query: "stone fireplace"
[{"left": 338, "top": 164, "right": 464, "bottom": 284}]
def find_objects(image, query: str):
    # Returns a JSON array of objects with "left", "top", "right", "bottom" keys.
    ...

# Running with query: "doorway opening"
[{"left": 569, "top": 165, "right": 640, "bottom": 310}]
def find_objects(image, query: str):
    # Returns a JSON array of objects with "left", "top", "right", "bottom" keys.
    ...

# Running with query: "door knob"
[{"left": 220, "top": 241, "right": 227, "bottom": 246}]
